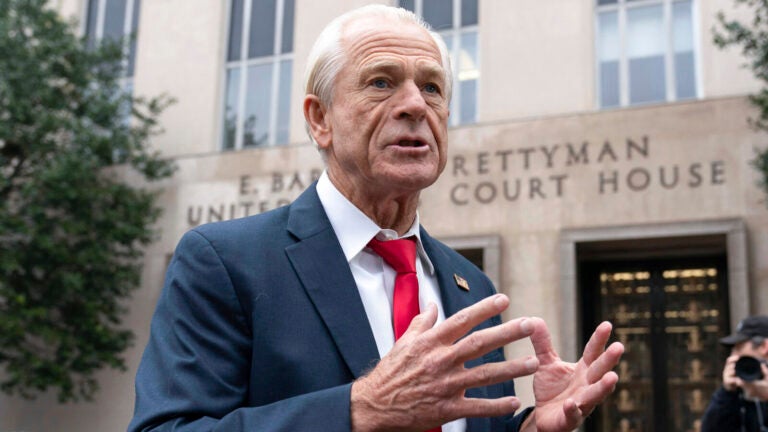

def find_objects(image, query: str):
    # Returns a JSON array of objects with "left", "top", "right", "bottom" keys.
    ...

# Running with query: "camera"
[{"left": 735, "top": 356, "right": 767, "bottom": 381}]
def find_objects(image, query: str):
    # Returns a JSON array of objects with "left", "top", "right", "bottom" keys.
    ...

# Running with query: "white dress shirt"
[{"left": 316, "top": 172, "right": 466, "bottom": 432}]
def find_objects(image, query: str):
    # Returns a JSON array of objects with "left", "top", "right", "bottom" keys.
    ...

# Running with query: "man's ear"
[
  {"left": 303, "top": 95, "right": 332, "bottom": 150},
  {"left": 760, "top": 339, "right": 768, "bottom": 357}
]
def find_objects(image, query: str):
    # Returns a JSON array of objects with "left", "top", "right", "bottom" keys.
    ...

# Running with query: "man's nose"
[{"left": 394, "top": 81, "right": 427, "bottom": 121}]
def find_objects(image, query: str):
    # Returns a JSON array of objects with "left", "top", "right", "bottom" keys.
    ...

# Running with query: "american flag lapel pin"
[{"left": 453, "top": 274, "right": 470, "bottom": 291}]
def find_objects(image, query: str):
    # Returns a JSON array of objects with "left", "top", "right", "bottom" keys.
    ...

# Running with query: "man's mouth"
[{"left": 397, "top": 139, "right": 426, "bottom": 148}]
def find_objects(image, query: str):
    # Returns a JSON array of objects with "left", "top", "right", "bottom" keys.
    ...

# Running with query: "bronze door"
[{"left": 581, "top": 257, "right": 730, "bottom": 432}]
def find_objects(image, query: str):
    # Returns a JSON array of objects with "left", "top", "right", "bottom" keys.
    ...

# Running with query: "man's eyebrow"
[
  {"left": 416, "top": 62, "right": 446, "bottom": 83},
  {"left": 357, "top": 60, "right": 404, "bottom": 80}
]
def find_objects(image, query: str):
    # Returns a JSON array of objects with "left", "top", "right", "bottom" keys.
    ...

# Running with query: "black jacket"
[{"left": 701, "top": 387, "right": 768, "bottom": 432}]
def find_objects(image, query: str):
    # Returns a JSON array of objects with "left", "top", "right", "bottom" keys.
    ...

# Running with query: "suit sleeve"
[{"left": 128, "top": 230, "right": 353, "bottom": 432}]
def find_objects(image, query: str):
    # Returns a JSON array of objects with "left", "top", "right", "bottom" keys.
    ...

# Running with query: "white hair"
[{"left": 303, "top": 4, "right": 453, "bottom": 146}]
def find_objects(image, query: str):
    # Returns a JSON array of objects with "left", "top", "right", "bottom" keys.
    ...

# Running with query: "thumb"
[{"left": 529, "top": 317, "right": 560, "bottom": 366}]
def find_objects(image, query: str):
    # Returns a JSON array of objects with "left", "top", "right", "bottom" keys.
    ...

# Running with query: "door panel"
[{"left": 581, "top": 257, "right": 730, "bottom": 432}]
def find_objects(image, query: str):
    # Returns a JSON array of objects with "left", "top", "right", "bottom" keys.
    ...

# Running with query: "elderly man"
[{"left": 129, "top": 5, "right": 623, "bottom": 432}]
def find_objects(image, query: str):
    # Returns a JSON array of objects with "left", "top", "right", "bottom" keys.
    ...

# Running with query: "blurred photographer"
[{"left": 702, "top": 315, "right": 768, "bottom": 432}]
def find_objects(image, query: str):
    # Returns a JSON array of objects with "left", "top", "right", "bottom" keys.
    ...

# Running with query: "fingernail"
[
  {"left": 520, "top": 318, "right": 532, "bottom": 334},
  {"left": 493, "top": 294, "right": 506, "bottom": 307},
  {"left": 525, "top": 356, "right": 539, "bottom": 372}
]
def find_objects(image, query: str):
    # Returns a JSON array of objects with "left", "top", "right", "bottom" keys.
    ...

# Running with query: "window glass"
[
  {"left": 627, "top": 5, "right": 665, "bottom": 104},
  {"left": 86, "top": 0, "right": 100, "bottom": 49},
  {"left": 222, "top": 68, "right": 241, "bottom": 150},
  {"left": 85, "top": 0, "right": 140, "bottom": 78},
  {"left": 673, "top": 0, "right": 696, "bottom": 99},
  {"left": 673, "top": 1, "right": 693, "bottom": 52},
  {"left": 627, "top": 5, "right": 664, "bottom": 58},
  {"left": 598, "top": 11, "right": 619, "bottom": 107},
  {"left": 600, "top": 62, "right": 620, "bottom": 108},
  {"left": 596, "top": 0, "right": 698, "bottom": 108},
  {"left": 243, "top": 64, "right": 273, "bottom": 148},
  {"left": 225, "top": 0, "right": 293, "bottom": 148},
  {"left": 399, "top": 0, "right": 415, "bottom": 12},
  {"left": 277, "top": 60, "right": 292, "bottom": 144},
  {"left": 675, "top": 52, "right": 696, "bottom": 99},
  {"left": 248, "top": 0, "right": 276, "bottom": 58},
  {"left": 458, "top": 31, "right": 478, "bottom": 78},
  {"left": 459, "top": 79, "right": 477, "bottom": 124},
  {"left": 458, "top": 31, "right": 478, "bottom": 123},
  {"left": 598, "top": 11, "right": 619, "bottom": 62},
  {"left": 281, "top": 0, "right": 295, "bottom": 54},
  {"left": 423, "top": 0, "right": 453, "bottom": 30},
  {"left": 103, "top": 0, "right": 127, "bottom": 42},
  {"left": 227, "top": 0, "right": 244, "bottom": 61},
  {"left": 461, "top": 0, "right": 478, "bottom": 27}
]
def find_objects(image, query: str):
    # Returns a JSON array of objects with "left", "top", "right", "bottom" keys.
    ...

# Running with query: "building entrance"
[{"left": 580, "top": 255, "right": 730, "bottom": 432}]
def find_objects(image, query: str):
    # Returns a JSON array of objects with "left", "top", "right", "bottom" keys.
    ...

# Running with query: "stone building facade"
[{"left": 1, "top": 0, "right": 766, "bottom": 431}]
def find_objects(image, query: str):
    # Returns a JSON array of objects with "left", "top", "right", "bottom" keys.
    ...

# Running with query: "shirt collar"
[{"left": 316, "top": 171, "right": 435, "bottom": 275}]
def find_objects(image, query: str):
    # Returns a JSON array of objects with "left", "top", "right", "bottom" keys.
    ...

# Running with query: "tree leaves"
[
  {"left": 714, "top": 0, "right": 768, "bottom": 202},
  {"left": 0, "top": 0, "right": 174, "bottom": 402}
]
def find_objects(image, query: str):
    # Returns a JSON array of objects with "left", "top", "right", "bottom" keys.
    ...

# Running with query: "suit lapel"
[
  {"left": 420, "top": 228, "right": 477, "bottom": 318},
  {"left": 285, "top": 185, "right": 380, "bottom": 378}
]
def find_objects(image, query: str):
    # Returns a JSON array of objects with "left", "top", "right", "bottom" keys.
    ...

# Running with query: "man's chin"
[{"left": 381, "top": 171, "right": 439, "bottom": 192}]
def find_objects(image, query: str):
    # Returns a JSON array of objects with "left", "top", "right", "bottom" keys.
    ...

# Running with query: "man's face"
[
  {"left": 731, "top": 339, "right": 768, "bottom": 360},
  {"left": 319, "top": 16, "right": 450, "bottom": 198}
]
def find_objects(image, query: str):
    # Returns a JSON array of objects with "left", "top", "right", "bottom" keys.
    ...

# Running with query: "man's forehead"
[{"left": 340, "top": 15, "right": 442, "bottom": 61}]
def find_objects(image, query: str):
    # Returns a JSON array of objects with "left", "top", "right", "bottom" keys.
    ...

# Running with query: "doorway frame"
[{"left": 559, "top": 218, "right": 748, "bottom": 360}]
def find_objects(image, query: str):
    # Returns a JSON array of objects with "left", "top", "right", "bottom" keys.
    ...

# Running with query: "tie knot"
[{"left": 367, "top": 237, "right": 417, "bottom": 274}]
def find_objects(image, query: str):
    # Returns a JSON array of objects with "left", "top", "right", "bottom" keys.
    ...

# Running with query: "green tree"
[
  {"left": 714, "top": 0, "right": 768, "bottom": 201},
  {"left": 0, "top": 0, "right": 174, "bottom": 402}
]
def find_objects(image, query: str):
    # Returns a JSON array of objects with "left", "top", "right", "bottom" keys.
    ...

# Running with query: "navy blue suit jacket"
[{"left": 129, "top": 184, "right": 529, "bottom": 431}]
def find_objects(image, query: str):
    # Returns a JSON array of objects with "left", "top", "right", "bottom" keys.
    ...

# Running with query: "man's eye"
[
  {"left": 424, "top": 83, "right": 439, "bottom": 94},
  {"left": 371, "top": 79, "right": 388, "bottom": 89}
]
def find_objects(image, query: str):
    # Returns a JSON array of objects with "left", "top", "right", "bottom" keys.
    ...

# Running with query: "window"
[
  {"left": 596, "top": 0, "right": 697, "bottom": 108},
  {"left": 399, "top": 0, "right": 479, "bottom": 126},
  {"left": 223, "top": 0, "right": 295, "bottom": 150},
  {"left": 85, "top": 0, "right": 141, "bottom": 82}
]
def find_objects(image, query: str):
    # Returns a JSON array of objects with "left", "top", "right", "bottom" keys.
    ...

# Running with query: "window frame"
[
  {"left": 222, "top": 0, "right": 294, "bottom": 150},
  {"left": 595, "top": 0, "right": 701, "bottom": 109},
  {"left": 400, "top": 0, "right": 479, "bottom": 126}
]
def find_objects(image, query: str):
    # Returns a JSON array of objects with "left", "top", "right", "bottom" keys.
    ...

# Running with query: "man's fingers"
[
  {"left": 452, "top": 318, "right": 534, "bottom": 364},
  {"left": 452, "top": 396, "right": 522, "bottom": 419},
  {"left": 434, "top": 294, "right": 510, "bottom": 344},
  {"left": 561, "top": 398, "right": 583, "bottom": 430},
  {"left": 528, "top": 317, "right": 560, "bottom": 366},
  {"left": 583, "top": 321, "right": 613, "bottom": 365},
  {"left": 398, "top": 302, "right": 438, "bottom": 343},
  {"left": 451, "top": 356, "right": 539, "bottom": 390},
  {"left": 586, "top": 341, "right": 624, "bottom": 384},
  {"left": 575, "top": 371, "right": 620, "bottom": 413}
]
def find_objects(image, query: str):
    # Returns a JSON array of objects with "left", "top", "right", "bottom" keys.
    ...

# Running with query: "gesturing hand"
[
  {"left": 350, "top": 294, "right": 538, "bottom": 432},
  {"left": 525, "top": 319, "right": 624, "bottom": 432}
]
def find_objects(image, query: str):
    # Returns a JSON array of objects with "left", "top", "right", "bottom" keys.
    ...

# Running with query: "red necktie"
[
  {"left": 367, "top": 237, "right": 442, "bottom": 432},
  {"left": 367, "top": 237, "right": 420, "bottom": 340}
]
